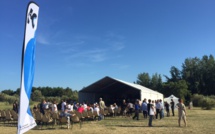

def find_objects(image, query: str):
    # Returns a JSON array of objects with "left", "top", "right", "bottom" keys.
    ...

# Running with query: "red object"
[{"left": 77, "top": 106, "right": 84, "bottom": 113}]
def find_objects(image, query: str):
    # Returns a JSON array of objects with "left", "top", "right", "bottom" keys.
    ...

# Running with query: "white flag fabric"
[{"left": 17, "top": 2, "right": 39, "bottom": 134}]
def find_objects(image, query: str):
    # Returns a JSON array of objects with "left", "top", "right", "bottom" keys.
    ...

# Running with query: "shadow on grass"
[{"left": 106, "top": 124, "right": 180, "bottom": 128}]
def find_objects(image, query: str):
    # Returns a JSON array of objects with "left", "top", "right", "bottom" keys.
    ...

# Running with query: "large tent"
[
  {"left": 78, "top": 76, "right": 163, "bottom": 105},
  {"left": 164, "top": 94, "right": 179, "bottom": 109}
]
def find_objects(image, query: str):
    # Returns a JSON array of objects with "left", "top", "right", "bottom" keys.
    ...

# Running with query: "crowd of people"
[{"left": 15, "top": 97, "right": 187, "bottom": 127}]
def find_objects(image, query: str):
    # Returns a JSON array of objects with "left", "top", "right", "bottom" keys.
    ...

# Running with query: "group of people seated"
[{"left": 32, "top": 97, "right": 176, "bottom": 122}]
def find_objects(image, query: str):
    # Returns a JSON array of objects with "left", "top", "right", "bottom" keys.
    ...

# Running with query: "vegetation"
[
  {"left": 0, "top": 87, "right": 78, "bottom": 104},
  {"left": 136, "top": 55, "right": 215, "bottom": 104},
  {"left": 192, "top": 94, "right": 215, "bottom": 110},
  {"left": 1, "top": 54, "right": 215, "bottom": 109}
]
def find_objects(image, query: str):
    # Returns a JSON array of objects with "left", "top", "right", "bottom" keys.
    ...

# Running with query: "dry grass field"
[{"left": 0, "top": 107, "right": 215, "bottom": 134}]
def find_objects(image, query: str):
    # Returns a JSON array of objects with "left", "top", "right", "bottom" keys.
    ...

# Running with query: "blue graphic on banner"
[{"left": 24, "top": 38, "right": 35, "bottom": 99}]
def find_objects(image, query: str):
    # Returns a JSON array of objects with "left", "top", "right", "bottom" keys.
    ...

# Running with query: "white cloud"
[
  {"left": 67, "top": 48, "right": 107, "bottom": 62},
  {"left": 37, "top": 34, "right": 50, "bottom": 45},
  {"left": 111, "top": 41, "right": 125, "bottom": 51},
  {"left": 104, "top": 31, "right": 126, "bottom": 51}
]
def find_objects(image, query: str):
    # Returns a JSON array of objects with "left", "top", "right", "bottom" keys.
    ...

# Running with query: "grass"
[
  {"left": 0, "top": 102, "right": 40, "bottom": 110},
  {"left": 0, "top": 107, "right": 215, "bottom": 134},
  {"left": 0, "top": 102, "right": 13, "bottom": 110}
]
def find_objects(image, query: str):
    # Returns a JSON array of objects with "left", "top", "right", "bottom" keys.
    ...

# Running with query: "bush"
[
  {"left": 200, "top": 97, "right": 215, "bottom": 110},
  {"left": 31, "top": 90, "right": 44, "bottom": 102},
  {"left": 192, "top": 94, "right": 204, "bottom": 107},
  {"left": 0, "top": 93, "right": 6, "bottom": 101},
  {"left": 45, "top": 97, "right": 61, "bottom": 103},
  {"left": 0, "top": 93, "right": 18, "bottom": 104}
]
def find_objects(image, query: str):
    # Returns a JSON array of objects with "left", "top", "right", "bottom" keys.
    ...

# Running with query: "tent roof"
[
  {"left": 164, "top": 94, "right": 179, "bottom": 99},
  {"left": 79, "top": 76, "right": 163, "bottom": 95}
]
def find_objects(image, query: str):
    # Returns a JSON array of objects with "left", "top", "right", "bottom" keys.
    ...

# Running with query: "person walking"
[{"left": 133, "top": 101, "right": 140, "bottom": 120}]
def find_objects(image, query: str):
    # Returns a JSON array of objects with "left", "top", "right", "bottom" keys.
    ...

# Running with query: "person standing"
[
  {"left": 13, "top": 100, "right": 19, "bottom": 113},
  {"left": 148, "top": 100, "right": 156, "bottom": 127},
  {"left": 121, "top": 99, "right": 127, "bottom": 116},
  {"left": 176, "top": 98, "right": 187, "bottom": 127},
  {"left": 99, "top": 98, "right": 106, "bottom": 110},
  {"left": 164, "top": 102, "right": 170, "bottom": 117},
  {"left": 147, "top": 99, "right": 151, "bottom": 116},
  {"left": 170, "top": 99, "right": 175, "bottom": 116},
  {"left": 141, "top": 99, "right": 148, "bottom": 119},
  {"left": 155, "top": 100, "right": 161, "bottom": 119},
  {"left": 99, "top": 98, "right": 106, "bottom": 119},
  {"left": 52, "top": 101, "right": 58, "bottom": 113},
  {"left": 160, "top": 99, "right": 164, "bottom": 119},
  {"left": 40, "top": 100, "right": 46, "bottom": 115},
  {"left": 127, "top": 101, "right": 134, "bottom": 117},
  {"left": 67, "top": 102, "right": 73, "bottom": 112},
  {"left": 61, "top": 100, "right": 66, "bottom": 112}
]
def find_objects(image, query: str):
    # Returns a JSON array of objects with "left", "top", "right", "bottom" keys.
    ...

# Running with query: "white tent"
[
  {"left": 79, "top": 76, "right": 163, "bottom": 104},
  {"left": 164, "top": 94, "right": 179, "bottom": 109}
]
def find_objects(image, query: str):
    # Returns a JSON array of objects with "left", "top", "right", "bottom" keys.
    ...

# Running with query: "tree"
[
  {"left": 181, "top": 55, "right": 215, "bottom": 95},
  {"left": 181, "top": 57, "right": 201, "bottom": 94},
  {"left": 150, "top": 73, "right": 163, "bottom": 92},
  {"left": 163, "top": 80, "right": 190, "bottom": 101},
  {"left": 1, "top": 89, "right": 15, "bottom": 95},
  {"left": 136, "top": 72, "right": 151, "bottom": 87},
  {"left": 31, "top": 90, "right": 44, "bottom": 101},
  {"left": 164, "top": 66, "right": 182, "bottom": 82},
  {"left": 136, "top": 72, "right": 163, "bottom": 92},
  {"left": 62, "top": 87, "right": 73, "bottom": 97}
]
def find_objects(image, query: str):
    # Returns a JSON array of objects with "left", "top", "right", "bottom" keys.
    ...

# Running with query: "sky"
[{"left": 0, "top": 0, "right": 215, "bottom": 91}]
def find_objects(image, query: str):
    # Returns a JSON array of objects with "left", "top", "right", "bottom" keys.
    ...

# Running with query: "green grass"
[
  {"left": 0, "top": 107, "right": 215, "bottom": 134},
  {"left": 0, "top": 102, "right": 12, "bottom": 110},
  {"left": 0, "top": 101, "right": 40, "bottom": 110}
]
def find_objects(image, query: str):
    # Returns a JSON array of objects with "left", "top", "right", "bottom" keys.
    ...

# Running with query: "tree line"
[
  {"left": 0, "top": 87, "right": 78, "bottom": 104},
  {"left": 135, "top": 54, "right": 215, "bottom": 102},
  {"left": 1, "top": 54, "right": 215, "bottom": 107}
]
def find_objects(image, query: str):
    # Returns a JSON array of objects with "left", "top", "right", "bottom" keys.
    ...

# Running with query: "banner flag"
[{"left": 17, "top": 2, "right": 39, "bottom": 134}]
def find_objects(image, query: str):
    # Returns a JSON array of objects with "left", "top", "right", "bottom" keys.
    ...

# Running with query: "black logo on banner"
[{"left": 27, "top": 8, "right": 37, "bottom": 29}]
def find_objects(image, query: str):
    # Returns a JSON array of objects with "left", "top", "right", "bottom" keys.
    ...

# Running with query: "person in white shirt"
[
  {"left": 67, "top": 103, "right": 73, "bottom": 112},
  {"left": 160, "top": 99, "right": 164, "bottom": 119},
  {"left": 148, "top": 100, "right": 156, "bottom": 127},
  {"left": 155, "top": 100, "right": 161, "bottom": 119},
  {"left": 94, "top": 104, "right": 102, "bottom": 120},
  {"left": 52, "top": 101, "right": 58, "bottom": 113},
  {"left": 127, "top": 101, "right": 134, "bottom": 117},
  {"left": 83, "top": 103, "right": 87, "bottom": 111},
  {"left": 61, "top": 100, "right": 66, "bottom": 112}
]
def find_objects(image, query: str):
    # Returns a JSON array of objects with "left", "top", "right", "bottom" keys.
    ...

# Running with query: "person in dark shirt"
[
  {"left": 40, "top": 100, "right": 46, "bottom": 115},
  {"left": 132, "top": 100, "right": 140, "bottom": 120},
  {"left": 147, "top": 99, "right": 151, "bottom": 115},
  {"left": 164, "top": 101, "right": 170, "bottom": 117},
  {"left": 13, "top": 100, "right": 19, "bottom": 113},
  {"left": 170, "top": 99, "right": 175, "bottom": 116}
]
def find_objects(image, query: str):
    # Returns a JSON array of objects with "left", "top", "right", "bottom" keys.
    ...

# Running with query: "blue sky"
[{"left": 0, "top": 0, "right": 215, "bottom": 91}]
